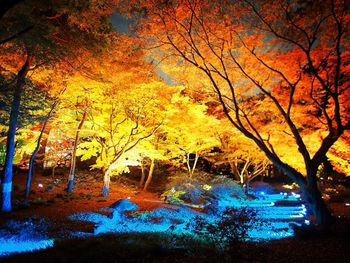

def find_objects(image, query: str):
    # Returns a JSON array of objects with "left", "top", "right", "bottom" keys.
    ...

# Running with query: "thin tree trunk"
[
  {"left": 52, "top": 164, "right": 57, "bottom": 177},
  {"left": 240, "top": 159, "right": 250, "bottom": 185},
  {"left": 186, "top": 152, "right": 199, "bottom": 179},
  {"left": 186, "top": 152, "right": 191, "bottom": 178},
  {"left": 139, "top": 158, "right": 146, "bottom": 188},
  {"left": 190, "top": 152, "right": 199, "bottom": 179},
  {"left": 230, "top": 158, "right": 241, "bottom": 181},
  {"left": 25, "top": 118, "right": 50, "bottom": 198},
  {"left": 35, "top": 127, "right": 50, "bottom": 171},
  {"left": 101, "top": 166, "right": 111, "bottom": 197},
  {"left": 25, "top": 99, "right": 58, "bottom": 198},
  {"left": 1, "top": 56, "right": 30, "bottom": 212},
  {"left": 143, "top": 158, "right": 155, "bottom": 192},
  {"left": 67, "top": 111, "right": 87, "bottom": 193}
]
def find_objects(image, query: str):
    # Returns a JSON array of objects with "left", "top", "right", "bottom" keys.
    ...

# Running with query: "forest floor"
[{"left": 0, "top": 168, "right": 350, "bottom": 262}]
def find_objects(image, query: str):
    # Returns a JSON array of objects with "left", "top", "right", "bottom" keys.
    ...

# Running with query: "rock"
[{"left": 109, "top": 199, "right": 138, "bottom": 211}]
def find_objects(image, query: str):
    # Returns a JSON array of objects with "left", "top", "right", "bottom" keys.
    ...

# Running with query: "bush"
[{"left": 183, "top": 206, "right": 260, "bottom": 261}]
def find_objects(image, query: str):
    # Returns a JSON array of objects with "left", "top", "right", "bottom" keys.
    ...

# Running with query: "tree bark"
[
  {"left": 186, "top": 152, "right": 199, "bottom": 179},
  {"left": 101, "top": 166, "right": 111, "bottom": 197},
  {"left": 67, "top": 111, "right": 87, "bottom": 193},
  {"left": 143, "top": 158, "right": 155, "bottom": 192},
  {"left": 35, "top": 127, "right": 50, "bottom": 171},
  {"left": 1, "top": 56, "right": 30, "bottom": 212},
  {"left": 139, "top": 157, "right": 146, "bottom": 188},
  {"left": 25, "top": 99, "right": 57, "bottom": 198},
  {"left": 190, "top": 152, "right": 199, "bottom": 179},
  {"left": 301, "top": 169, "right": 332, "bottom": 228},
  {"left": 25, "top": 118, "right": 50, "bottom": 198}
]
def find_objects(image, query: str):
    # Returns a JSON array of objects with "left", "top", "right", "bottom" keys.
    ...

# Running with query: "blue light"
[
  {"left": 0, "top": 239, "right": 54, "bottom": 256},
  {"left": 0, "top": 218, "right": 54, "bottom": 257},
  {"left": 69, "top": 186, "right": 309, "bottom": 242}
]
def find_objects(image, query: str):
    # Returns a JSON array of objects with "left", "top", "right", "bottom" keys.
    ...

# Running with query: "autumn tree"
[
  {"left": 0, "top": 0, "right": 114, "bottom": 212},
  {"left": 163, "top": 91, "right": 220, "bottom": 178},
  {"left": 77, "top": 87, "right": 162, "bottom": 196},
  {"left": 120, "top": 0, "right": 350, "bottom": 228},
  {"left": 215, "top": 128, "right": 270, "bottom": 192}
]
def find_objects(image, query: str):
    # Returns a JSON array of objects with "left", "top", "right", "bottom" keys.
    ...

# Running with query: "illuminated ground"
[
  {"left": 0, "top": 181, "right": 307, "bottom": 256},
  {"left": 0, "top": 171, "right": 349, "bottom": 261}
]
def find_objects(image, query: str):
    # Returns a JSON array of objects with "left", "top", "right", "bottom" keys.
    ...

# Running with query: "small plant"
[
  {"left": 161, "top": 188, "right": 186, "bottom": 204},
  {"left": 187, "top": 207, "right": 261, "bottom": 260}
]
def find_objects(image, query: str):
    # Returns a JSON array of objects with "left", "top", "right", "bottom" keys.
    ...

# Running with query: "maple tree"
[
  {"left": 119, "top": 0, "right": 350, "bottom": 227},
  {"left": 163, "top": 90, "right": 221, "bottom": 178},
  {"left": 0, "top": 0, "right": 115, "bottom": 212},
  {"left": 137, "top": 93, "right": 219, "bottom": 189},
  {"left": 77, "top": 88, "right": 162, "bottom": 196},
  {"left": 214, "top": 128, "right": 270, "bottom": 192},
  {"left": 72, "top": 39, "right": 167, "bottom": 196}
]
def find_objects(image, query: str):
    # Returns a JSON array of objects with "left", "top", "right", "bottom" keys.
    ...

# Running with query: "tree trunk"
[
  {"left": 101, "top": 166, "right": 111, "bottom": 197},
  {"left": 190, "top": 152, "right": 199, "bottom": 179},
  {"left": 243, "top": 171, "right": 250, "bottom": 194},
  {"left": 67, "top": 111, "right": 87, "bottom": 193},
  {"left": 25, "top": 117, "right": 50, "bottom": 198},
  {"left": 143, "top": 158, "right": 155, "bottom": 192},
  {"left": 52, "top": 164, "right": 57, "bottom": 177},
  {"left": 35, "top": 126, "right": 51, "bottom": 171},
  {"left": 186, "top": 152, "right": 191, "bottom": 178},
  {"left": 1, "top": 56, "right": 30, "bottom": 212},
  {"left": 139, "top": 158, "right": 146, "bottom": 188},
  {"left": 301, "top": 169, "right": 332, "bottom": 228},
  {"left": 229, "top": 160, "right": 241, "bottom": 181},
  {"left": 187, "top": 152, "right": 199, "bottom": 179}
]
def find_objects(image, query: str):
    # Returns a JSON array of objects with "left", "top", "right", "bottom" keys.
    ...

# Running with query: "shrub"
[{"left": 186, "top": 207, "right": 260, "bottom": 260}]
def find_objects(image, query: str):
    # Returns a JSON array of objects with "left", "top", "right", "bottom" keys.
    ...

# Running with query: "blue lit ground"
[
  {"left": 0, "top": 218, "right": 54, "bottom": 256},
  {"left": 69, "top": 183, "right": 309, "bottom": 241},
  {"left": 0, "top": 182, "right": 309, "bottom": 257}
]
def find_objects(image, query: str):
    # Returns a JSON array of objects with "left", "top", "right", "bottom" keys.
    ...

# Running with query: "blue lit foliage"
[
  {"left": 0, "top": 184, "right": 309, "bottom": 257},
  {"left": 70, "top": 182, "right": 308, "bottom": 242},
  {"left": 0, "top": 218, "right": 54, "bottom": 256}
]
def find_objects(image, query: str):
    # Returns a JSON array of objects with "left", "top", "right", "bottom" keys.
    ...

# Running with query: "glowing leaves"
[{"left": 77, "top": 139, "right": 101, "bottom": 162}]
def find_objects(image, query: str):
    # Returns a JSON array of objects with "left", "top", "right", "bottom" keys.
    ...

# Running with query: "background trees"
[
  {"left": 118, "top": 0, "right": 350, "bottom": 227},
  {"left": 0, "top": 0, "right": 348, "bottom": 232},
  {"left": 0, "top": 0, "right": 115, "bottom": 212}
]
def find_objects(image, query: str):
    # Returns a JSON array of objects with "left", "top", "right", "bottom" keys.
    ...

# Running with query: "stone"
[{"left": 109, "top": 199, "right": 138, "bottom": 211}]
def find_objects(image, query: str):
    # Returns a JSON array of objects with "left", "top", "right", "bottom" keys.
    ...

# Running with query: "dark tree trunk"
[
  {"left": 139, "top": 158, "right": 146, "bottom": 188},
  {"left": 67, "top": 111, "right": 87, "bottom": 193},
  {"left": 25, "top": 100, "right": 57, "bottom": 198},
  {"left": 1, "top": 56, "right": 30, "bottom": 212},
  {"left": 301, "top": 168, "right": 332, "bottom": 229},
  {"left": 229, "top": 160, "right": 241, "bottom": 181},
  {"left": 34, "top": 126, "right": 50, "bottom": 171},
  {"left": 25, "top": 118, "right": 50, "bottom": 198}
]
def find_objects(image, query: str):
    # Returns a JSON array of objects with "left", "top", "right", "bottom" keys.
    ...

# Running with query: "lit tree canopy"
[{"left": 116, "top": 0, "right": 350, "bottom": 227}]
